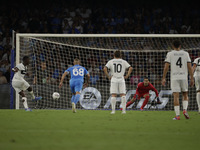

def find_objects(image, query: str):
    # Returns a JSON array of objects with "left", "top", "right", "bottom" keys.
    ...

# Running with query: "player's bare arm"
[
  {"left": 83, "top": 73, "right": 90, "bottom": 88},
  {"left": 187, "top": 62, "right": 194, "bottom": 87},
  {"left": 192, "top": 63, "right": 197, "bottom": 87},
  {"left": 192, "top": 63, "right": 197, "bottom": 74},
  {"left": 59, "top": 71, "right": 68, "bottom": 88},
  {"left": 33, "top": 76, "right": 37, "bottom": 84},
  {"left": 103, "top": 66, "right": 111, "bottom": 80},
  {"left": 150, "top": 84, "right": 161, "bottom": 103},
  {"left": 124, "top": 67, "right": 133, "bottom": 79},
  {"left": 162, "top": 62, "right": 170, "bottom": 86}
]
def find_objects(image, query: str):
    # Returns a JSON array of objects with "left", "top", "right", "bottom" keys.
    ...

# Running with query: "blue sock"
[
  {"left": 74, "top": 94, "right": 80, "bottom": 104},
  {"left": 71, "top": 95, "right": 75, "bottom": 103}
]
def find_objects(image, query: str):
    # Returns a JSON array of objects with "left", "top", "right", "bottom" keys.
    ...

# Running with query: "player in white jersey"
[
  {"left": 192, "top": 57, "right": 200, "bottom": 113},
  {"left": 12, "top": 56, "right": 42, "bottom": 111},
  {"left": 162, "top": 40, "right": 194, "bottom": 120},
  {"left": 104, "top": 50, "right": 133, "bottom": 114}
]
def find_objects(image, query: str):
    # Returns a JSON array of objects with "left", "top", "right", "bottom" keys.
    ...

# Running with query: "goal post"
[
  {"left": 15, "top": 34, "right": 200, "bottom": 110},
  {"left": 15, "top": 34, "right": 20, "bottom": 109}
]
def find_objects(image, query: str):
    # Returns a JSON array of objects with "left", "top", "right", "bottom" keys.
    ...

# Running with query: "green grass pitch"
[{"left": 0, "top": 109, "right": 200, "bottom": 150}]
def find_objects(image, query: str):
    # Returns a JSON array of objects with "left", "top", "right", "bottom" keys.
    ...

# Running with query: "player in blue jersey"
[{"left": 59, "top": 58, "right": 90, "bottom": 113}]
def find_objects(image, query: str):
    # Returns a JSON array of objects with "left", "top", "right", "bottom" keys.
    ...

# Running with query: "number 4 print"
[{"left": 176, "top": 57, "right": 182, "bottom": 68}]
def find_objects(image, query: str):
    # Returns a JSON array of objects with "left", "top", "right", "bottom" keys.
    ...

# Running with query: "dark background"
[{"left": 0, "top": 0, "right": 199, "bottom": 34}]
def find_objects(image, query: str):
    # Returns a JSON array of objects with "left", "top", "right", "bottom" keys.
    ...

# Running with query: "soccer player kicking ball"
[
  {"left": 125, "top": 77, "right": 161, "bottom": 111},
  {"left": 12, "top": 56, "right": 42, "bottom": 111},
  {"left": 59, "top": 58, "right": 90, "bottom": 113},
  {"left": 104, "top": 50, "right": 133, "bottom": 114},
  {"left": 162, "top": 40, "right": 194, "bottom": 120},
  {"left": 192, "top": 57, "right": 200, "bottom": 114}
]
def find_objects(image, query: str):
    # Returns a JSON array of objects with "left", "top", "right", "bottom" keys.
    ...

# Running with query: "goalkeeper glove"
[{"left": 156, "top": 97, "right": 161, "bottom": 104}]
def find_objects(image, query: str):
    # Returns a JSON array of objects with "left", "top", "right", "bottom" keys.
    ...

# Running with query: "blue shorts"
[{"left": 70, "top": 80, "right": 83, "bottom": 93}]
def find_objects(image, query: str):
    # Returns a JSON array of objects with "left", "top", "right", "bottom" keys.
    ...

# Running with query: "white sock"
[
  {"left": 22, "top": 97, "right": 28, "bottom": 109},
  {"left": 121, "top": 96, "right": 126, "bottom": 112},
  {"left": 182, "top": 100, "right": 188, "bottom": 110},
  {"left": 111, "top": 97, "right": 116, "bottom": 112},
  {"left": 29, "top": 91, "right": 35, "bottom": 99},
  {"left": 174, "top": 106, "right": 180, "bottom": 116},
  {"left": 72, "top": 102, "right": 76, "bottom": 108},
  {"left": 197, "top": 93, "right": 200, "bottom": 112}
]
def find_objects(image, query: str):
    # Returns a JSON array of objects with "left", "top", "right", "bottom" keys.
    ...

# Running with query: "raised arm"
[
  {"left": 162, "top": 63, "right": 170, "bottom": 86},
  {"left": 187, "top": 62, "right": 194, "bottom": 86},
  {"left": 59, "top": 71, "right": 68, "bottom": 88},
  {"left": 124, "top": 67, "right": 133, "bottom": 79}
]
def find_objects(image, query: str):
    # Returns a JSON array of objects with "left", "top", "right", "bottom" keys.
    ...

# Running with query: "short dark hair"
[
  {"left": 74, "top": 58, "right": 80, "bottom": 62},
  {"left": 143, "top": 76, "right": 149, "bottom": 80},
  {"left": 23, "top": 56, "right": 29, "bottom": 61},
  {"left": 114, "top": 50, "right": 121, "bottom": 58},
  {"left": 173, "top": 40, "right": 181, "bottom": 49}
]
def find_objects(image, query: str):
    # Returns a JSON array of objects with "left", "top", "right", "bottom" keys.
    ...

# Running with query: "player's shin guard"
[
  {"left": 174, "top": 106, "right": 180, "bottom": 116},
  {"left": 197, "top": 93, "right": 200, "bottom": 112},
  {"left": 29, "top": 91, "right": 35, "bottom": 99},
  {"left": 22, "top": 97, "right": 28, "bottom": 109},
  {"left": 111, "top": 97, "right": 116, "bottom": 112},
  {"left": 182, "top": 100, "right": 188, "bottom": 110},
  {"left": 71, "top": 95, "right": 75, "bottom": 103},
  {"left": 74, "top": 94, "right": 80, "bottom": 104},
  {"left": 121, "top": 96, "right": 126, "bottom": 112},
  {"left": 141, "top": 95, "right": 149, "bottom": 109}
]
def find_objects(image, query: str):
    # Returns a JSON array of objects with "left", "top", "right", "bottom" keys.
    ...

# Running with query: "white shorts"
[
  {"left": 195, "top": 76, "right": 200, "bottom": 91},
  {"left": 110, "top": 77, "right": 126, "bottom": 94},
  {"left": 171, "top": 79, "right": 188, "bottom": 92},
  {"left": 12, "top": 79, "right": 30, "bottom": 94}
]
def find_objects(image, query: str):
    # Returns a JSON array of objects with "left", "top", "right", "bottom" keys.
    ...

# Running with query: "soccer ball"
[{"left": 52, "top": 92, "right": 60, "bottom": 100}]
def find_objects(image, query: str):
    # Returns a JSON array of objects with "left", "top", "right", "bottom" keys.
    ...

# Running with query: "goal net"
[{"left": 15, "top": 34, "right": 200, "bottom": 111}]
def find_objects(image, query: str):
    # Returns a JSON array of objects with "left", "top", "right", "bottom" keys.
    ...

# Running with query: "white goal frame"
[{"left": 15, "top": 34, "right": 200, "bottom": 109}]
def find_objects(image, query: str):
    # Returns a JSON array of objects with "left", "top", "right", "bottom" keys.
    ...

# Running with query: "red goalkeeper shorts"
[{"left": 133, "top": 92, "right": 149, "bottom": 99}]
